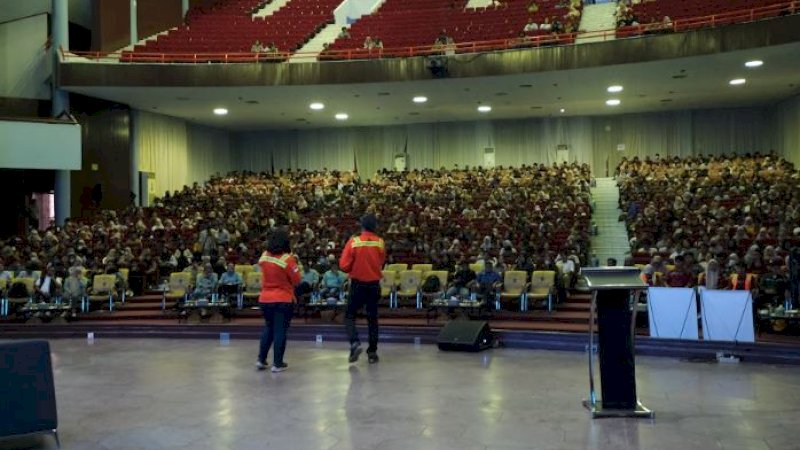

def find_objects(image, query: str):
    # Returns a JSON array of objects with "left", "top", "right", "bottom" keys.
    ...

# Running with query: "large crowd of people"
[
  {"left": 618, "top": 153, "right": 800, "bottom": 306},
  {"left": 0, "top": 163, "right": 593, "bottom": 305}
]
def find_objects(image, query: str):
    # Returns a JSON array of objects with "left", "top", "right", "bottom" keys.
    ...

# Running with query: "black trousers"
[
  {"left": 345, "top": 280, "right": 380, "bottom": 353},
  {"left": 258, "top": 302, "right": 293, "bottom": 365}
]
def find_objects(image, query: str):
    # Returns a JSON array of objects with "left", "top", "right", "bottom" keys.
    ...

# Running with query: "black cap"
[{"left": 360, "top": 214, "right": 377, "bottom": 232}]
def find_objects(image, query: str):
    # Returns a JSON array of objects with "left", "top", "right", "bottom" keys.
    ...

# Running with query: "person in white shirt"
[
  {"left": 34, "top": 266, "right": 60, "bottom": 301},
  {"left": 523, "top": 19, "right": 539, "bottom": 32}
]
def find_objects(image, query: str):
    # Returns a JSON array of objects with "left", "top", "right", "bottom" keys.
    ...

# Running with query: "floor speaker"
[{"left": 437, "top": 320, "right": 492, "bottom": 352}]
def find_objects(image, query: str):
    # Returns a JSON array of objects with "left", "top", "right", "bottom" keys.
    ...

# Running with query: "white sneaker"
[
  {"left": 255, "top": 361, "right": 267, "bottom": 371},
  {"left": 271, "top": 363, "right": 288, "bottom": 373}
]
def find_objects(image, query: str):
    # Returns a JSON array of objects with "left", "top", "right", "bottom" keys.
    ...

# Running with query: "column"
[
  {"left": 130, "top": 0, "right": 138, "bottom": 44},
  {"left": 182, "top": 0, "right": 190, "bottom": 20},
  {"left": 130, "top": 110, "right": 141, "bottom": 206},
  {"left": 52, "top": 0, "right": 71, "bottom": 225}
]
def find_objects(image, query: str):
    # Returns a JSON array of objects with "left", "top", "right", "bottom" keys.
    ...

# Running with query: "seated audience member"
[
  {"left": 62, "top": 266, "right": 86, "bottom": 311},
  {"left": 363, "top": 36, "right": 375, "bottom": 50},
  {"left": 665, "top": 255, "right": 694, "bottom": 287},
  {"left": 727, "top": 264, "right": 754, "bottom": 291},
  {"left": 34, "top": 266, "right": 60, "bottom": 302},
  {"left": 447, "top": 261, "right": 477, "bottom": 300},
  {"left": 373, "top": 37, "right": 384, "bottom": 50},
  {"left": 321, "top": 263, "right": 347, "bottom": 300},
  {"left": 0, "top": 262, "right": 12, "bottom": 281},
  {"left": 606, "top": 258, "right": 618, "bottom": 267},
  {"left": 756, "top": 259, "right": 788, "bottom": 308},
  {"left": 193, "top": 263, "right": 218, "bottom": 299},
  {"left": 297, "top": 263, "right": 320, "bottom": 300},
  {"left": 539, "top": 17, "right": 553, "bottom": 31},
  {"left": 250, "top": 40, "right": 264, "bottom": 53},
  {"left": 338, "top": 26, "right": 350, "bottom": 39},
  {"left": 476, "top": 261, "right": 502, "bottom": 301},
  {"left": 218, "top": 263, "right": 243, "bottom": 300},
  {"left": 700, "top": 259, "right": 724, "bottom": 289},
  {"left": 523, "top": 19, "right": 539, "bottom": 32}
]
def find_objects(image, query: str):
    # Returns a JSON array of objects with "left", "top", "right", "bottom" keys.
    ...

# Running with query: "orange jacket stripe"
[{"left": 339, "top": 231, "right": 385, "bottom": 282}]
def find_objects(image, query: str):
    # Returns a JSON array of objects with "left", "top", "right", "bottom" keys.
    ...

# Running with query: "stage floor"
[{"left": 3, "top": 339, "right": 800, "bottom": 450}]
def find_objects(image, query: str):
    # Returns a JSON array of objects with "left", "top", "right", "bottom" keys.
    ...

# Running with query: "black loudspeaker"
[{"left": 437, "top": 320, "right": 492, "bottom": 352}]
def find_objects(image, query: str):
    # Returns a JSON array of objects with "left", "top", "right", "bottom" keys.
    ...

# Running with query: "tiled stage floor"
[{"left": 2, "top": 338, "right": 800, "bottom": 450}]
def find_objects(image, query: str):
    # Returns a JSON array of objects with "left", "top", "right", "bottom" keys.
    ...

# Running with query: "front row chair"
[
  {"left": 528, "top": 270, "right": 556, "bottom": 311},
  {"left": 162, "top": 272, "right": 193, "bottom": 310},
  {"left": 380, "top": 270, "right": 398, "bottom": 308},
  {"left": 87, "top": 274, "right": 117, "bottom": 312},
  {"left": 241, "top": 272, "right": 263, "bottom": 309},
  {"left": 497, "top": 270, "right": 529, "bottom": 311},
  {"left": 395, "top": 270, "right": 423, "bottom": 309}
]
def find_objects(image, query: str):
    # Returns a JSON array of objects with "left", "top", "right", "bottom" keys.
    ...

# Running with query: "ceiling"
[{"left": 65, "top": 42, "right": 800, "bottom": 131}]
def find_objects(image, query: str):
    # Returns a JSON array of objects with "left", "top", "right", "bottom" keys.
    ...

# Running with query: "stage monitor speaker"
[{"left": 437, "top": 320, "right": 492, "bottom": 352}]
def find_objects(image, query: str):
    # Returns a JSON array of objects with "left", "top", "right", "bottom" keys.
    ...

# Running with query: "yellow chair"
[
  {"left": 469, "top": 263, "right": 484, "bottom": 274},
  {"left": 528, "top": 271, "right": 556, "bottom": 311},
  {"left": 385, "top": 263, "right": 408, "bottom": 272},
  {"left": 235, "top": 264, "right": 253, "bottom": 280},
  {"left": 118, "top": 268, "right": 129, "bottom": 303},
  {"left": 380, "top": 270, "right": 398, "bottom": 308},
  {"left": 6, "top": 277, "right": 34, "bottom": 316},
  {"left": 241, "top": 272, "right": 263, "bottom": 309},
  {"left": 88, "top": 274, "right": 117, "bottom": 312},
  {"left": 0, "top": 278, "right": 9, "bottom": 316},
  {"left": 395, "top": 270, "right": 423, "bottom": 309},
  {"left": 162, "top": 272, "right": 192, "bottom": 310},
  {"left": 499, "top": 270, "right": 529, "bottom": 311},
  {"left": 665, "top": 264, "right": 676, "bottom": 272},
  {"left": 412, "top": 263, "right": 433, "bottom": 273},
  {"left": 420, "top": 270, "right": 448, "bottom": 305}
]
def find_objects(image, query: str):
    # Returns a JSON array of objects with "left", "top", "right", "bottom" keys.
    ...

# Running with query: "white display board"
[
  {"left": 0, "top": 120, "right": 81, "bottom": 170},
  {"left": 647, "top": 287, "right": 699, "bottom": 340},
  {"left": 699, "top": 288, "right": 755, "bottom": 343}
]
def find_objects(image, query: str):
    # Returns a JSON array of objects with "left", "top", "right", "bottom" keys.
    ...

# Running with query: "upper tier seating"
[
  {"left": 123, "top": 0, "right": 341, "bottom": 62},
  {"left": 617, "top": 0, "right": 794, "bottom": 37},
  {"left": 322, "top": 0, "right": 582, "bottom": 59}
]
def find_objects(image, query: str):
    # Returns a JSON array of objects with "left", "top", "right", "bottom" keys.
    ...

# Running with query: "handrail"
[{"left": 61, "top": 0, "right": 798, "bottom": 64}]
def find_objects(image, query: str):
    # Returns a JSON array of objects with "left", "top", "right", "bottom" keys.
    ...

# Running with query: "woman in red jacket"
[{"left": 256, "top": 229, "right": 302, "bottom": 373}]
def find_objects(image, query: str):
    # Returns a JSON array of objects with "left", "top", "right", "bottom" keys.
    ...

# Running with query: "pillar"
[
  {"left": 52, "top": 0, "right": 71, "bottom": 225},
  {"left": 130, "top": 0, "right": 138, "bottom": 44},
  {"left": 130, "top": 110, "right": 141, "bottom": 206},
  {"left": 182, "top": 0, "right": 189, "bottom": 19}
]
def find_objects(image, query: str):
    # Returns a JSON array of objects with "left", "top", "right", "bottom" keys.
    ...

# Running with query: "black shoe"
[
  {"left": 349, "top": 343, "right": 363, "bottom": 363},
  {"left": 368, "top": 352, "right": 379, "bottom": 364}
]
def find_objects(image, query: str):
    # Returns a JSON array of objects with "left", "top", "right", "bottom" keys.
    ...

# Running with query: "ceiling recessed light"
[
  {"left": 335, "top": 113, "right": 348, "bottom": 120},
  {"left": 745, "top": 60, "right": 763, "bottom": 68},
  {"left": 560, "top": 108, "right": 565, "bottom": 113},
  {"left": 605, "top": 99, "right": 621, "bottom": 106},
  {"left": 309, "top": 102, "right": 325, "bottom": 110},
  {"left": 477, "top": 105, "right": 492, "bottom": 113},
  {"left": 213, "top": 107, "right": 228, "bottom": 115},
  {"left": 412, "top": 96, "right": 428, "bottom": 103},
  {"left": 607, "top": 85, "right": 623, "bottom": 93},
  {"left": 729, "top": 78, "right": 746, "bottom": 86}
]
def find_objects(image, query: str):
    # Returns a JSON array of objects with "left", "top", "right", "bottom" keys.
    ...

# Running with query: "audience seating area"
[
  {"left": 617, "top": 0, "right": 795, "bottom": 37},
  {"left": 0, "top": 163, "right": 592, "bottom": 320},
  {"left": 617, "top": 154, "right": 800, "bottom": 299},
  {"left": 123, "top": 0, "right": 341, "bottom": 62},
  {"left": 322, "top": 0, "right": 581, "bottom": 58}
]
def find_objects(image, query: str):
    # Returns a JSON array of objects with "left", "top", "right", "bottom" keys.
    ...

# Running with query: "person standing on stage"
[
  {"left": 256, "top": 229, "right": 301, "bottom": 373},
  {"left": 340, "top": 214, "right": 385, "bottom": 364}
]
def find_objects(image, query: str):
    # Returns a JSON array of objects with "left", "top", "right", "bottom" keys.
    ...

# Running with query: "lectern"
[{"left": 581, "top": 267, "right": 653, "bottom": 419}]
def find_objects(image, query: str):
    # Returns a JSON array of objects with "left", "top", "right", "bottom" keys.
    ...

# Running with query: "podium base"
[{"left": 582, "top": 400, "right": 654, "bottom": 419}]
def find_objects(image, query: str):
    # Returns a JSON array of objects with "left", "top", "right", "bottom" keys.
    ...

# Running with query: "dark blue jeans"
[{"left": 258, "top": 302, "right": 294, "bottom": 365}]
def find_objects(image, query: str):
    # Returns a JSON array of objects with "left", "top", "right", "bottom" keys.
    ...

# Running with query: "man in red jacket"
[{"left": 340, "top": 214, "right": 385, "bottom": 364}]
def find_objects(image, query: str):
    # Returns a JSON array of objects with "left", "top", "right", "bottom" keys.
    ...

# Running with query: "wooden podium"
[{"left": 581, "top": 267, "right": 654, "bottom": 419}]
